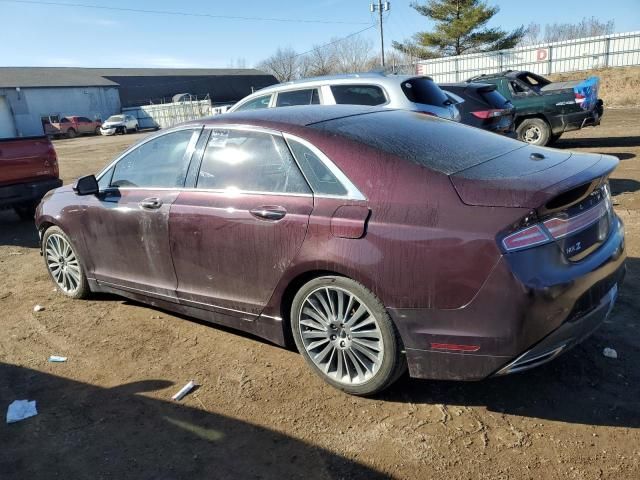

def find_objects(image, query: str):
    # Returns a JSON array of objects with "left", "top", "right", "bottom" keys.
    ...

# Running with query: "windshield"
[{"left": 107, "top": 115, "right": 124, "bottom": 122}]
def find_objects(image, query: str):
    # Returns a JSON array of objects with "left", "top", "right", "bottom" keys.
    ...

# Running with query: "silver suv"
[{"left": 229, "top": 73, "right": 461, "bottom": 121}]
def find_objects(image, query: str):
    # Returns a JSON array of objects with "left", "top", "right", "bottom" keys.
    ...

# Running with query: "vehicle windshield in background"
[
  {"left": 401, "top": 78, "right": 450, "bottom": 107},
  {"left": 106, "top": 115, "right": 124, "bottom": 122}
]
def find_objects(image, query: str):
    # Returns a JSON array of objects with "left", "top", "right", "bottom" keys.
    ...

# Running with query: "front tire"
[
  {"left": 66, "top": 128, "right": 77, "bottom": 139},
  {"left": 291, "top": 276, "right": 406, "bottom": 396},
  {"left": 42, "top": 226, "right": 90, "bottom": 299},
  {"left": 516, "top": 118, "right": 551, "bottom": 146}
]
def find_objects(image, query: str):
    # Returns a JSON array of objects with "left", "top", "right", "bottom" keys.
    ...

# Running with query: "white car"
[
  {"left": 229, "top": 73, "right": 461, "bottom": 121},
  {"left": 100, "top": 115, "right": 139, "bottom": 136}
]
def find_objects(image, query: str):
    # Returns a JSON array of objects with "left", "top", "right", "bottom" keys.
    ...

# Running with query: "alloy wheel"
[
  {"left": 298, "top": 286, "right": 384, "bottom": 385},
  {"left": 45, "top": 233, "right": 82, "bottom": 294}
]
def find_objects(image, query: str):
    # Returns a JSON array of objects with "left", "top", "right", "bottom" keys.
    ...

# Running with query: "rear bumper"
[
  {"left": 389, "top": 214, "right": 626, "bottom": 381},
  {"left": 557, "top": 100, "right": 604, "bottom": 133},
  {"left": 0, "top": 178, "right": 62, "bottom": 209}
]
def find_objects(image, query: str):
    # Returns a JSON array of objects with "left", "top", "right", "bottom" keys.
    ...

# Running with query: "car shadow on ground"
[
  {"left": 0, "top": 362, "right": 388, "bottom": 480},
  {"left": 382, "top": 256, "right": 640, "bottom": 429},
  {"left": 0, "top": 212, "right": 39, "bottom": 248},
  {"left": 555, "top": 136, "right": 640, "bottom": 150},
  {"left": 610, "top": 178, "right": 640, "bottom": 196}
]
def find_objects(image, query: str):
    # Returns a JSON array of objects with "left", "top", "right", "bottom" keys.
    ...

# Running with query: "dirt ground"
[{"left": 1, "top": 112, "right": 639, "bottom": 480}]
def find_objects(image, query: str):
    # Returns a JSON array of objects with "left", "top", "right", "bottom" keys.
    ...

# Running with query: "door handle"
[
  {"left": 139, "top": 197, "right": 163, "bottom": 209},
  {"left": 249, "top": 206, "right": 287, "bottom": 221}
]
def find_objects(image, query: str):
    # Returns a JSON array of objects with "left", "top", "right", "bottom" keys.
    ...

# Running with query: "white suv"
[
  {"left": 100, "top": 115, "right": 139, "bottom": 136},
  {"left": 229, "top": 73, "right": 461, "bottom": 121}
]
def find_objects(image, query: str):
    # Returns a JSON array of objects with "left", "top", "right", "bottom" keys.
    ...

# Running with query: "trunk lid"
[{"left": 450, "top": 146, "right": 618, "bottom": 208}]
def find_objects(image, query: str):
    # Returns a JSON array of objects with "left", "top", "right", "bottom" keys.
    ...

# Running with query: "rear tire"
[
  {"left": 516, "top": 118, "right": 550, "bottom": 146},
  {"left": 291, "top": 275, "right": 406, "bottom": 396},
  {"left": 66, "top": 128, "right": 77, "bottom": 139},
  {"left": 42, "top": 226, "right": 90, "bottom": 299}
]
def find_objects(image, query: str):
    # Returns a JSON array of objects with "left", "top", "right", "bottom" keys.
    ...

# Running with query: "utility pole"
[{"left": 370, "top": 1, "right": 390, "bottom": 67}]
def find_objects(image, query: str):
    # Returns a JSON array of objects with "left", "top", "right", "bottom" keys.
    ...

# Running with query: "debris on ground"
[
  {"left": 603, "top": 348, "right": 618, "bottom": 359},
  {"left": 6, "top": 400, "right": 38, "bottom": 424},
  {"left": 48, "top": 355, "right": 67, "bottom": 362},
  {"left": 33, "top": 305, "right": 45, "bottom": 312},
  {"left": 172, "top": 381, "right": 196, "bottom": 401}
]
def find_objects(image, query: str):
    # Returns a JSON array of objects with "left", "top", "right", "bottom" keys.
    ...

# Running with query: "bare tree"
[
  {"left": 520, "top": 17, "right": 615, "bottom": 46},
  {"left": 256, "top": 47, "right": 300, "bottom": 82},
  {"left": 305, "top": 45, "right": 337, "bottom": 77},
  {"left": 331, "top": 36, "right": 375, "bottom": 74}
]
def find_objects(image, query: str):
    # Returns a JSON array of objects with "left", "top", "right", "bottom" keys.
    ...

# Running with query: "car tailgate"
[{"left": 0, "top": 136, "right": 59, "bottom": 187}]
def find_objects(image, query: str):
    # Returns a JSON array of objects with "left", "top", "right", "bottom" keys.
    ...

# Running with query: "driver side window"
[{"left": 110, "top": 129, "right": 197, "bottom": 188}]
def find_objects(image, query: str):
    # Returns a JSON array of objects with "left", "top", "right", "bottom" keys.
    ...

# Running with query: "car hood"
[{"left": 450, "top": 146, "right": 618, "bottom": 208}]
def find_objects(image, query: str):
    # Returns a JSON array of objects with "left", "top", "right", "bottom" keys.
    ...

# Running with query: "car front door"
[
  {"left": 169, "top": 127, "right": 313, "bottom": 317},
  {"left": 82, "top": 127, "right": 201, "bottom": 298}
]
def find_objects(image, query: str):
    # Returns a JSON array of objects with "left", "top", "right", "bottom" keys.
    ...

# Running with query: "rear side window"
[
  {"left": 401, "top": 78, "right": 449, "bottom": 107},
  {"left": 276, "top": 89, "right": 320, "bottom": 107},
  {"left": 330, "top": 85, "right": 386, "bottom": 106},
  {"left": 287, "top": 139, "right": 347, "bottom": 196},
  {"left": 480, "top": 88, "right": 510, "bottom": 108},
  {"left": 197, "top": 129, "right": 310, "bottom": 194},
  {"left": 235, "top": 94, "right": 272, "bottom": 111}
]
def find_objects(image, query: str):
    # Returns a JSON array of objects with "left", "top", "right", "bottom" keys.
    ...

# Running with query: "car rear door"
[
  {"left": 82, "top": 127, "right": 201, "bottom": 298},
  {"left": 169, "top": 126, "right": 313, "bottom": 317}
]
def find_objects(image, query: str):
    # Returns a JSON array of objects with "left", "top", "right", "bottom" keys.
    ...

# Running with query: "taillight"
[
  {"left": 471, "top": 109, "right": 509, "bottom": 119},
  {"left": 501, "top": 186, "right": 611, "bottom": 252},
  {"left": 502, "top": 224, "right": 551, "bottom": 251},
  {"left": 574, "top": 93, "right": 585, "bottom": 104},
  {"left": 46, "top": 142, "right": 59, "bottom": 177}
]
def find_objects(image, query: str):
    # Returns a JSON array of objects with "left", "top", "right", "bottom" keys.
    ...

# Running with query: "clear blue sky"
[{"left": 0, "top": 0, "right": 638, "bottom": 68}]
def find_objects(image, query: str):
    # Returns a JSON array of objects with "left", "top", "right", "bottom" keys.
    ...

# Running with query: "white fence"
[
  {"left": 122, "top": 99, "right": 231, "bottom": 130},
  {"left": 415, "top": 31, "right": 640, "bottom": 82}
]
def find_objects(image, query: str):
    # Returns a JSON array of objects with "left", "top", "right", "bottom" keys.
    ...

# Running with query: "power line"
[
  {"left": 0, "top": 0, "right": 370, "bottom": 25},
  {"left": 293, "top": 24, "right": 378, "bottom": 58}
]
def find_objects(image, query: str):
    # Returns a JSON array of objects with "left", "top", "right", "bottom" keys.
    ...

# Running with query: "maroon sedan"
[{"left": 36, "top": 105, "right": 626, "bottom": 395}]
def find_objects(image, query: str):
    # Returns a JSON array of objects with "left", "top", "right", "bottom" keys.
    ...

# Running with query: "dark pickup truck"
[
  {"left": 468, "top": 70, "right": 603, "bottom": 146},
  {"left": 0, "top": 136, "right": 62, "bottom": 220}
]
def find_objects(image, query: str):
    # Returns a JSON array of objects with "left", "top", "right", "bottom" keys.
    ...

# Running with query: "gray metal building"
[
  {"left": 0, "top": 67, "right": 278, "bottom": 138},
  {"left": 0, "top": 68, "right": 121, "bottom": 137}
]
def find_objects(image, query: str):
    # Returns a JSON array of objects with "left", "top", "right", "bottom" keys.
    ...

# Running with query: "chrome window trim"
[
  {"left": 282, "top": 133, "right": 367, "bottom": 201},
  {"left": 101, "top": 186, "right": 313, "bottom": 198},
  {"left": 95, "top": 125, "right": 203, "bottom": 183}
]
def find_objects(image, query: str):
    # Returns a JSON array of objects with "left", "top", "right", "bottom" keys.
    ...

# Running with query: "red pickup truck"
[
  {"left": 0, "top": 136, "right": 62, "bottom": 220},
  {"left": 44, "top": 116, "right": 102, "bottom": 139}
]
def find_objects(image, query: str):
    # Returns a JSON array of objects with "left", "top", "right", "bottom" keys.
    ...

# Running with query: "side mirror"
[{"left": 73, "top": 175, "right": 99, "bottom": 196}]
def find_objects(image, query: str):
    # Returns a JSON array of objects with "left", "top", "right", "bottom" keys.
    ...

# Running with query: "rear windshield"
[
  {"left": 401, "top": 78, "right": 450, "bottom": 107},
  {"left": 311, "top": 110, "right": 524, "bottom": 175},
  {"left": 480, "top": 89, "right": 510, "bottom": 108}
]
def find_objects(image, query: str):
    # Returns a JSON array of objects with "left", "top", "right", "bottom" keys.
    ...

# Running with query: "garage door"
[{"left": 0, "top": 96, "right": 17, "bottom": 138}]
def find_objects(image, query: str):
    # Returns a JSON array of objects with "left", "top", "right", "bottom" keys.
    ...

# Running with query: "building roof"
[{"left": 0, "top": 67, "right": 272, "bottom": 88}]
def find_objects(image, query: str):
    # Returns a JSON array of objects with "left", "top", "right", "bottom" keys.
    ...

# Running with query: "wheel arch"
[{"left": 514, "top": 113, "right": 551, "bottom": 129}]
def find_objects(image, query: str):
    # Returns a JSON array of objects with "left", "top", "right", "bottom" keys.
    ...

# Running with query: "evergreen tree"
[{"left": 394, "top": 0, "right": 525, "bottom": 59}]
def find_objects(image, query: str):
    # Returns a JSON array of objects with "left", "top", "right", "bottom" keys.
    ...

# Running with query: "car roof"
[
  {"left": 200, "top": 105, "right": 390, "bottom": 129},
  {"left": 245, "top": 72, "right": 433, "bottom": 96},
  {"left": 440, "top": 81, "right": 495, "bottom": 89}
]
